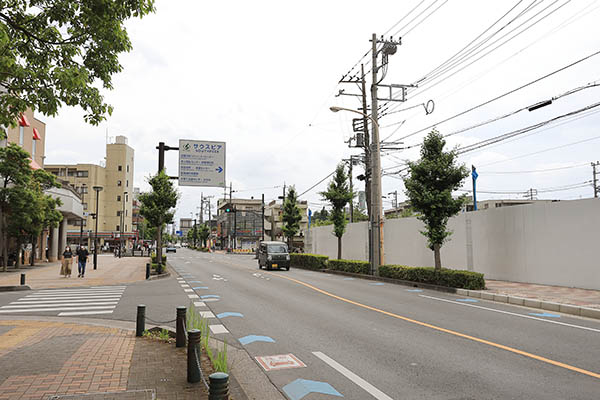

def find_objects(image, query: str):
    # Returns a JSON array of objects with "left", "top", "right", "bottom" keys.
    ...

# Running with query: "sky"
[{"left": 41, "top": 0, "right": 600, "bottom": 226}]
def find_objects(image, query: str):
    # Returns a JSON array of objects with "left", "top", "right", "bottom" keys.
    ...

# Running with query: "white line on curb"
[
  {"left": 312, "top": 351, "right": 393, "bottom": 400},
  {"left": 419, "top": 294, "right": 600, "bottom": 333}
]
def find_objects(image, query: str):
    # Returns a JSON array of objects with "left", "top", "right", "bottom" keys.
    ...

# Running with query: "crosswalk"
[{"left": 0, "top": 286, "right": 126, "bottom": 316}]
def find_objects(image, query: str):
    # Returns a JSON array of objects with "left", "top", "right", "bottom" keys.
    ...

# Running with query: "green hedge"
[
  {"left": 150, "top": 253, "right": 167, "bottom": 263},
  {"left": 290, "top": 254, "right": 329, "bottom": 270},
  {"left": 328, "top": 259, "right": 370, "bottom": 275},
  {"left": 379, "top": 265, "right": 485, "bottom": 290}
]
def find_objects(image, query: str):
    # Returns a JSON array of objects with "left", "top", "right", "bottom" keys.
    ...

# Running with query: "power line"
[
  {"left": 480, "top": 134, "right": 600, "bottom": 167},
  {"left": 457, "top": 180, "right": 592, "bottom": 195},
  {"left": 481, "top": 163, "right": 588, "bottom": 174},
  {"left": 456, "top": 101, "right": 600, "bottom": 154},
  {"left": 298, "top": 170, "right": 336, "bottom": 197},
  {"left": 388, "top": 48, "right": 600, "bottom": 143}
]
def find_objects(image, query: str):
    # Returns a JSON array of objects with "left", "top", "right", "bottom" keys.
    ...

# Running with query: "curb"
[
  {"left": 0, "top": 285, "right": 31, "bottom": 292},
  {"left": 148, "top": 271, "right": 170, "bottom": 280},
  {"left": 456, "top": 289, "right": 600, "bottom": 320}
]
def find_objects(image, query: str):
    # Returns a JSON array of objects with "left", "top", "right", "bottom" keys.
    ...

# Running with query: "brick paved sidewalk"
[
  {"left": 0, "top": 256, "right": 148, "bottom": 289},
  {"left": 0, "top": 319, "right": 209, "bottom": 400},
  {"left": 485, "top": 280, "right": 600, "bottom": 309}
]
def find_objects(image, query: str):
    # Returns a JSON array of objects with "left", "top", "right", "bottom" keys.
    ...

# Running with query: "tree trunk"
[
  {"left": 15, "top": 241, "right": 21, "bottom": 268},
  {"left": 0, "top": 208, "right": 4, "bottom": 271},
  {"left": 30, "top": 235, "right": 36, "bottom": 266},
  {"left": 433, "top": 243, "right": 441, "bottom": 270},
  {"left": 156, "top": 224, "right": 163, "bottom": 273},
  {"left": 337, "top": 235, "right": 342, "bottom": 260}
]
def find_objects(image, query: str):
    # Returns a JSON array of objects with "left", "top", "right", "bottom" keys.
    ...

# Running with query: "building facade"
[
  {"left": 216, "top": 198, "right": 263, "bottom": 250},
  {"left": 264, "top": 200, "right": 308, "bottom": 249},
  {"left": 45, "top": 135, "right": 135, "bottom": 250}
]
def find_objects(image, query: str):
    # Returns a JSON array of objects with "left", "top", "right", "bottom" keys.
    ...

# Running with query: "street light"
[
  {"left": 92, "top": 185, "right": 103, "bottom": 270},
  {"left": 330, "top": 105, "right": 384, "bottom": 275},
  {"left": 120, "top": 191, "right": 128, "bottom": 258},
  {"left": 79, "top": 183, "right": 86, "bottom": 247}
]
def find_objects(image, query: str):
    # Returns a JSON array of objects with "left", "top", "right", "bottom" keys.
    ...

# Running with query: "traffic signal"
[{"left": 225, "top": 208, "right": 231, "bottom": 213}]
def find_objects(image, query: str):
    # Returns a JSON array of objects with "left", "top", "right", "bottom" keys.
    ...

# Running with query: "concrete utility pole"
[
  {"left": 348, "top": 158, "right": 354, "bottom": 223},
  {"left": 592, "top": 161, "right": 599, "bottom": 198},
  {"left": 387, "top": 190, "right": 398, "bottom": 216},
  {"left": 261, "top": 193, "right": 265, "bottom": 242},
  {"left": 370, "top": 33, "right": 384, "bottom": 275}
]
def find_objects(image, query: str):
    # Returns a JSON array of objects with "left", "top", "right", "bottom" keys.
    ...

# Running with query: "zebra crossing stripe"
[{"left": 0, "top": 287, "right": 126, "bottom": 316}]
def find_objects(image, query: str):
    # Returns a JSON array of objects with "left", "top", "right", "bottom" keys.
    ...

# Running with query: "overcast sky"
[{"left": 42, "top": 0, "right": 600, "bottom": 225}]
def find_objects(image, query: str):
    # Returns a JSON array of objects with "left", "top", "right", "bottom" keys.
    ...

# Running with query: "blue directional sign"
[
  {"left": 238, "top": 335, "right": 275, "bottom": 345},
  {"left": 216, "top": 312, "right": 244, "bottom": 319},
  {"left": 282, "top": 379, "right": 343, "bottom": 400}
]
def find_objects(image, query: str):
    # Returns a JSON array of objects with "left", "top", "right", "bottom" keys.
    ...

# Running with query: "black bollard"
[
  {"left": 136, "top": 304, "right": 146, "bottom": 337},
  {"left": 176, "top": 306, "right": 187, "bottom": 348},
  {"left": 209, "top": 372, "right": 230, "bottom": 400},
  {"left": 145, "top": 263, "right": 150, "bottom": 280},
  {"left": 187, "top": 329, "right": 201, "bottom": 383},
  {"left": 20, "top": 273, "right": 25, "bottom": 286}
]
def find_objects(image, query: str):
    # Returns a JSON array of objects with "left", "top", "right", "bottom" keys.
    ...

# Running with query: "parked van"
[{"left": 257, "top": 241, "right": 290, "bottom": 270}]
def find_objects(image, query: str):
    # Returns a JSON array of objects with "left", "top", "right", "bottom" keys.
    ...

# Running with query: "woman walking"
[{"left": 61, "top": 246, "right": 73, "bottom": 277}]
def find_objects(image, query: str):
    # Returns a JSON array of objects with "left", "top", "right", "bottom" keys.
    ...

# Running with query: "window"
[
  {"left": 116, "top": 225, "right": 120, "bottom": 231},
  {"left": 32, "top": 140, "right": 36, "bottom": 157},
  {"left": 126, "top": 180, "right": 128, "bottom": 187},
  {"left": 82, "top": 203, "right": 88, "bottom": 210},
  {"left": 76, "top": 170, "right": 88, "bottom": 177},
  {"left": 125, "top": 224, "right": 127, "bottom": 231},
  {"left": 117, "top": 211, "right": 121, "bottom": 217},
  {"left": 117, "top": 180, "right": 122, "bottom": 186},
  {"left": 127, "top": 165, "right": 129, "bottom": 172},
  {"left": 118, "top": 165, "right": 122, "bottom": 171},
  {"left": 81, "top": 186, "right": 88, "bottom": 194},
  {"left": 126, "top": 210, "right": 128, "bottom": 217},
  {"left": 117, "top": 195, "right": 121, "bottom": 202},
  {"left": 18, "top": 126, "right": 24, "bottom": 146}
]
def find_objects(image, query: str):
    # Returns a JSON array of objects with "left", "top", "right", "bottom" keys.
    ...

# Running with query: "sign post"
[{"left": 178, "top": 139, "right": 226, "bottom": 187}]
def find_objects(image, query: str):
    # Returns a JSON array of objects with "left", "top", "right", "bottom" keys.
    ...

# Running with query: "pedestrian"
[
  {"left": 61, "top": 246, "right": 73, "bottom": 277},
  {"left": 77, "top": 245, "right": 89, "bottom": 278}
]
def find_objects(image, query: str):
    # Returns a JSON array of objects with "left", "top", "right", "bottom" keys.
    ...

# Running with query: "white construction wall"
[{"left": 308, "top": 198, "right": 600, "bottom": 290}]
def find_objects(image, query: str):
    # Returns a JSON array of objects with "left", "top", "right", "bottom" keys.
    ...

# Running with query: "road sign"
[
  {"left": 176, "top": 230, "right": 182, "bottom": 237},
  {"left": 255, "top": 354, "right": 306, "bottom": 372},
  {"left": 178, "top": 139, "right": 226, "bottom": 187}
]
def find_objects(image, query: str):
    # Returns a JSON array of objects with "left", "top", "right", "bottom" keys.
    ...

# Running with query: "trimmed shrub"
[
  {"left": 379, "top": 265, "right": 485, "bottom": 290},
  {"left": 290, "top": 254, "right": 328, "bottom": 270},
  {"left": 328, "top": 259, "right": 370, "bottom": 275}
]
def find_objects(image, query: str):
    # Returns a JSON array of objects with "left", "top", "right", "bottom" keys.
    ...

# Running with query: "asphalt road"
[{"left": 1, "top": 248, "right": 599, "bottom": 399}]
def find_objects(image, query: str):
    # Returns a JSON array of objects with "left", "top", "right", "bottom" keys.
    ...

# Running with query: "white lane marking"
[
  {"left": 209, "top": 324, "right": 229, "bottom": 334},
  {"left": 199, "top": 311, "right": 215, "bottom": 318},
  {"left": 19, "top": 295, "right": 123, "bottom": 301},
  {"left": 0, "top": 305, "right": 116, "bottom": 313},
  {"left": 181, "top": 284, "right": 190, "bottom": 288},
  {"left": 35, "top": 289, "right": 125, "bottom": 294},
  {"left": 90, "top": 286, "right": 126, "bottom": 289},
  {"left": 419, "top": 294, "right": 600, "bottom": 333},
  {"left": 188, "top": 294, "right": 199, "bottom": 299},
  {"left": 58, "top": 310, "right": 115, "bottom": 316},
  {"left": 184, "top": 289, "right": 193, "bottom": 293},
  {"left": 193, "top": 302, "right": 206, "bottom": 307},
  {"left": 14, "top": 298, "right": 121, "bottom": 304},
  {"left": 3, "top": 302, "right": 118, "bottom": 308},
  {"left": 312, "top": 351, "right": 393, "bottom": 400}
]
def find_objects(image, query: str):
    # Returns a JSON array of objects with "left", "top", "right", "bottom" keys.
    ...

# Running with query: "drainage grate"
[{"left": 46, "top": 389, "right": 155, "bottom": 400}]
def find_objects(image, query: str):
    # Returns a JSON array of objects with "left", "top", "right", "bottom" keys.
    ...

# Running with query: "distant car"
[
  {"left": 166, "top": 245, "right": 177, "bottom": 253},
  {"left": 174, "top": 243, "right": 181, "bottom": 248}
]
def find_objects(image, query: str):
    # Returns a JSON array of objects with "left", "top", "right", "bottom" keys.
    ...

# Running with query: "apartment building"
[{"left": 45, "top": 136, "right": 135, "bottom": 249}]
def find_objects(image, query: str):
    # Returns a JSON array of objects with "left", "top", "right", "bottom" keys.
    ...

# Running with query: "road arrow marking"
[
  {"left": 216, "top": 166, "right": 223, "bottom": 173},
  {"left": 216, "top": 312, "right": 243, "bottom": 319},
  {"left": 529, "top": 312, "right": 560, "bottom": 318},
  {"left": 238, "top": 335, "right": 275, "bottom": 345},
  {"left": 282, "top": 379, "right": 343, "bottom": 400},
  {"left": 200, "top": 295, "right": 220, "bottom": 299}
]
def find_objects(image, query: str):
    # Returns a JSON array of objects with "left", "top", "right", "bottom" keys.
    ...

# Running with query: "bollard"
[
  {"left": 136, "top": 305, "right": 146, "bottom": 337},
  {"left": 176, "top": 306, "right": 187, "bottom": 348},
  {"left": 187, "top": 329, "right": 201, "bottom": 383},
  {"left": 145, "top": 263, "right": 150, "bottom": 280},
  {"left": 20, "top": 273, "right": 25, "bottom": 286},
  {"left": 209, "top": 372, "right": 230, "bottom": 400}
]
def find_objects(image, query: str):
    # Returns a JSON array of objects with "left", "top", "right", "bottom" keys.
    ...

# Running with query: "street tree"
[
  {"left": 404, "top": 130, "right": 468, "bottom": 270},
  {"left": 0, "top": 0, "right": 156, "bottom": 132},
  {"left": 320, "top": 164, "right": 353, "bottom": 259},
  {"left": 139, "top": 171, "right": 178, "bottom": 272},
  {"left": 198, "top": 224, "right": 210, "bottom": 247},
  {"left": 281, "top": 186, "right": 302, "bottom": 250}
]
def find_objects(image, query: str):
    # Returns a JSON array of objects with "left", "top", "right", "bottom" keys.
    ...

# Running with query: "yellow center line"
[{"left": 265, "top": 271, "right": 600, "bottom": 380}]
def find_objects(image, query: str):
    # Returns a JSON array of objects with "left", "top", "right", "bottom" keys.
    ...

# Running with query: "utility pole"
[
  {"left": 200, "top": 193, "right": 204, "bottom": 224},
  {"left": 370, "top": 33, "right": 384, "bottom": 275},
  {"left": 525, "top": 188, "right": 537, "bottom": 200},
  {"left": 592, "top": 161, "right": 599, "bottom": 198},
  {"left": 348, "top": 158, "right": 354, "bottom": 223},
  {"left": 387, "top": 190, "right": 398, "bottom": 216},
  {"left": 261, "top": 193, "right": 265, "bottom": 242}
]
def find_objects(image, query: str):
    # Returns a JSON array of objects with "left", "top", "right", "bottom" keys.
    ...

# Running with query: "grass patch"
[{"left": 187, "top": 303, "right": 228, "bottom": 373}]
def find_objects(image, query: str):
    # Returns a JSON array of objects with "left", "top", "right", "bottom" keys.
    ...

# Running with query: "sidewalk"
[
  {"left": 0, "top": 255, "right": 148, "bottom": 289},
  {"left": 484, "top": 280, "right": 600, "bottom": 310},
  {"left": 0, "top": 318, "right": 208, "bottom": 400}
]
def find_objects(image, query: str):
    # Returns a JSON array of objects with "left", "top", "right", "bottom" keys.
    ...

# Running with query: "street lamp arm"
[{"left": 329, "top": 106, "right": 379, "bottom": 130}]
